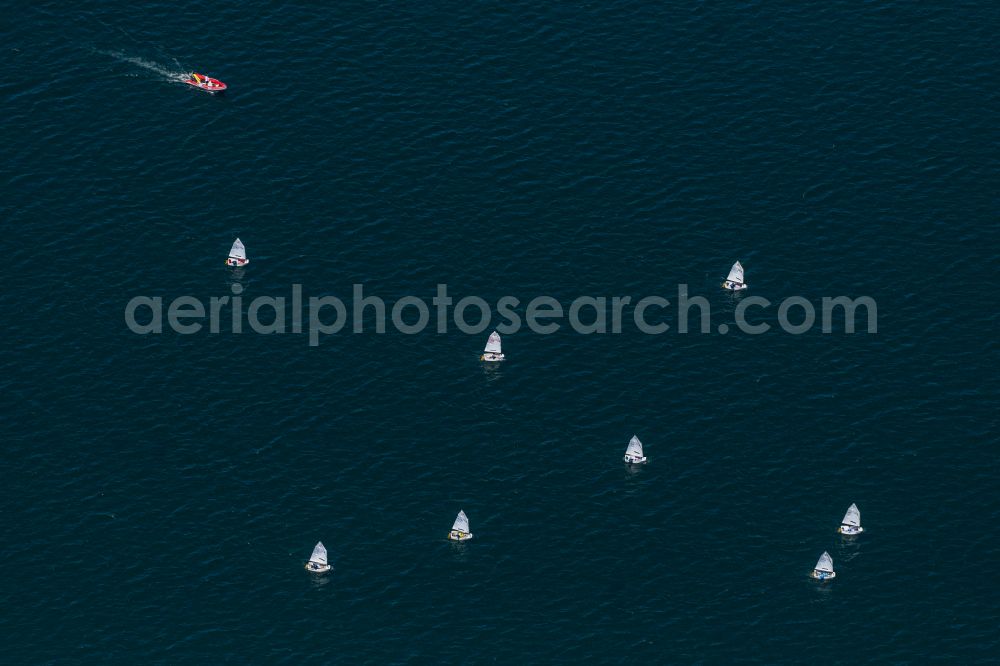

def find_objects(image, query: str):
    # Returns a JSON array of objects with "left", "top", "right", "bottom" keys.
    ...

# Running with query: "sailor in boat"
[
  {"left": 837, "top": 503, "right": 864, "bottom": 535},
  {"left": 191, "top": 73, "right": 216, "bottom": 89},
  {"left": 722, "top": 260, "right": 748, "bottom": 291}
]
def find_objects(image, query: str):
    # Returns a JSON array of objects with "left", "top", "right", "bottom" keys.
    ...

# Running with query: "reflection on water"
[
  {"left": 448, "top": 539, "right": 471, "bottom": 562},
  {"left": 810, "top": 577, "right": 835, "bottom": 598},
  {"left": 225, "top": 266, "right": 248, "bottom": 290},
  {"left": 481, "top": 360, "right": 503, "bottom": 382},
  {"left": 308, "top": 571, "right": 334, "bottom": 590},
  {"left": 624, "top": 462, "right": 644, "bottom": 479}
]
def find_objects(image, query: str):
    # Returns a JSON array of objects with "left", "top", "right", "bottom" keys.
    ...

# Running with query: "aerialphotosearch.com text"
[{"left": 124, "top": 283, "right": 877, "bottom": 346}]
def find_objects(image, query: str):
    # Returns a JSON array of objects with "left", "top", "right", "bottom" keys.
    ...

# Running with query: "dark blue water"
[{"left": 3, "top": 1, "right": 998, "bottom": 662}]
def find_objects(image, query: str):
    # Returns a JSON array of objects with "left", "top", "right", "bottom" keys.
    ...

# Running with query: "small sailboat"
[
  {"left": 448, "top": 510, "right": 473, "bottom": 542},
  {"left": 623, "top": 435, "right": 647, "bottom": 464},
  {"left": 837, "top": 503, "right": 864, "bottom": 535},
  {"left": 722, "top": 261, "right": 747, "bottom": 291},
  {"left": 810, "top": 551, "right": 836, "bottom": 580},
  {"left": 226, "top": 237, "right": 249, "bottom": 267},
  {"left": 480, "top": 331, "right": 505, "bottom": 362},
  {"left": 304, "top": 541, "right": 331, "bottom": 573}
]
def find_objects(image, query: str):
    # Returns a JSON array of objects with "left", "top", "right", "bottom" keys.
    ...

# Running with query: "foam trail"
[{"left": 99, "top": 50, "right": 187, "bottom": 81}]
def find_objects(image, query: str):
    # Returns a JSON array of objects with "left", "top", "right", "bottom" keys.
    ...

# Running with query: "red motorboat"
[{"left": 184, "top": 72, "right": 227, "bottom": 94}]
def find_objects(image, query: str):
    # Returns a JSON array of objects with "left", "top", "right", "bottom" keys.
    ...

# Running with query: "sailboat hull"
[
  {"left": 448, "top": 530, "right": 473, "bottom": 542},
  {"left": 480, "top": 353, "right": 505, "bottom": 362},
  {"left": 722, "top": 281, "right": 747, "bottom": 291},
  {"left": 811, "top": 570, "right": 836, "bottom": 580},
  {"left": 226, "top": 258, "right": 250, "bottom": 267},
  {"left": 305, "top": 562, "right": 332, "bottom": 573},
  {"left": 624, "top": 455, "right": 647, "bottom": 464},
  {"left": 838, "top": 525, "right": 864, "bottom": 535}
]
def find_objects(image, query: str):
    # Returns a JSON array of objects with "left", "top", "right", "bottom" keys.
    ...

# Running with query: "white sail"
[
  {"left": 625, "top": 435, "right": 644, "bottom": 459},
  {"left": 726, "top": 261, "right": 744, "bottom": 284},
  {"left": 484, "top": 331, "right": 502, "bottom": 354},
  {"left": 309, "top": 541, "right": 328, "bottom": 566},
  {"left": 229, "top": 238, "right": 247, "bottom": 260},
  {"left": 452, "top": 510, "right": 470, "bottom": 533},
  {"left": 841, "top": 503, "right": 861, "bottom": 527},
  {"left": 814, "top": 551, "right": 834, "bottom": 573}
]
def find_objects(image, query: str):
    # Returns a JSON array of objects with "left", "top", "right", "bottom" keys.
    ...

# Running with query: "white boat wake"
[{"left": 99, "top": 49, "right": 188, "bottom": 82}]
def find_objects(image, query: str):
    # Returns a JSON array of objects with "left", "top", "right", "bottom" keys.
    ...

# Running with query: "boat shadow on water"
[
  {"left": 623, "top": 463, "right": 645, "bottom": 479},
  {"left": 447, "top": 539, "right": 471, "bottom": 562},
  {"left": 224, "top": 267, "right": 249, "bottom": 290},
  {"left": 480, "top": 362, "right": 504, "bottom": 382},
  {"left": 808, "top": 578, "right": 835, "bottom": 597},
  {"left": 307, "top": 573, "right": 333, "bottom": 590}
]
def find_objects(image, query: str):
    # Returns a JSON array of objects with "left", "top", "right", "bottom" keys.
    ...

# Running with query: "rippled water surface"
[{"left": 2, "top": 1, "right": 998, "bottom": 662}]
